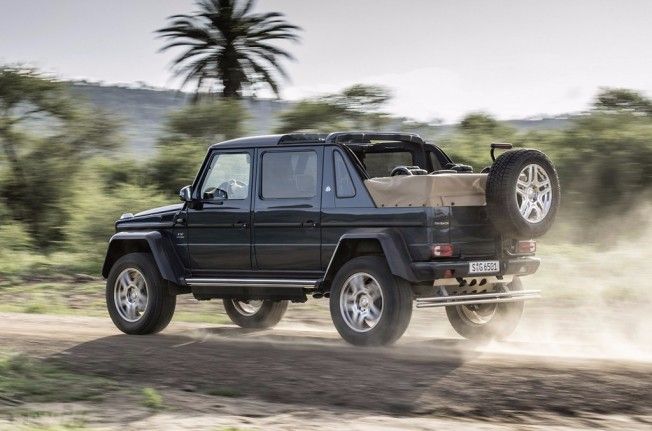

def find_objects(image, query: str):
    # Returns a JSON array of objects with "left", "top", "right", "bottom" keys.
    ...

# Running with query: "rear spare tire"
[{"left": 485, "top": 149, "right": 560, "bottom": 238}]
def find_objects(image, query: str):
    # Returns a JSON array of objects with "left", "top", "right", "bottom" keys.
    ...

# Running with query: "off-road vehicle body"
[{"left": 103, "top": 132, "right": 560, "bottom": 345}]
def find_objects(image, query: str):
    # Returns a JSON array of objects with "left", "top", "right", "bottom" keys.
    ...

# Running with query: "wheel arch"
[
  {"left": 102, "top": 231, "right": 187, "bottom": 294},
  {"left": 321, "top": 230, "right": 417, "bottom": 291}
]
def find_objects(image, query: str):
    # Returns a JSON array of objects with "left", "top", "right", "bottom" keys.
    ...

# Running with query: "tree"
[
  {"left": 325, "top": 84, "right": 391, "bottom": 113},
  {"left": 274, "top": 84, "right": 392, "bottom": 133},
  {"left": 149, "top": 99, "right": 248, "bottom": 194},
  {"left": 157, "top": 0, "right": 300, "bottom": 98},
  {"left": 274, "top": 100, "right": 347, "bottom": 133},
  {"left": 459, "top": 112, "right": 501, "bottom": 134},
  {"left": 0, "top": 66, "right": 120, "bottom": 248},
  {"left": 593, "top": 88, "right": 652, "bottom": 114},
  {"left": 164, "top": 99, "right": 247, "bottom": 140}
]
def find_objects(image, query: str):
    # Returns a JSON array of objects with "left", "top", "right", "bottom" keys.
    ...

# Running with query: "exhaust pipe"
[{"left": 416, "top": 289, "right": 540, "bottom": 309}]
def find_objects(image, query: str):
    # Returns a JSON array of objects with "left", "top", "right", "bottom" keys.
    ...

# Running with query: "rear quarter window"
[{"left": 333, "top": 151, "right": 356, "bottom": 198}]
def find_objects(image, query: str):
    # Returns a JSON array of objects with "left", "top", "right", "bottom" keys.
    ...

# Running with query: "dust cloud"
[
  {"left": 406, "top": 207, "right": 652, "bottom": 363},
  {"left": 489, "top": 212, "right": 652, "bottom": 362}
]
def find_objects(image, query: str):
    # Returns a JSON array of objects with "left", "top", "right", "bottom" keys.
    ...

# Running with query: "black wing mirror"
[{"left": 179, "top": 185, "right": 193, "bottom": 202}]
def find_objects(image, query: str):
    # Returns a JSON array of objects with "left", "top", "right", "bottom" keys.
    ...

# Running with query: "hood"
[{"left": 134, "top": 203, "right": 184, "bottom": 217}]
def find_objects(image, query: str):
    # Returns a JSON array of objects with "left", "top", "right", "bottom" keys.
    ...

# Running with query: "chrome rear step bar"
[{"left": 416, "top": 289, "right": 540, "bottom": 308}]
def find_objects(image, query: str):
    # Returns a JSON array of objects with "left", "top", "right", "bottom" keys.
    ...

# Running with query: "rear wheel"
[
  {"left": 446, "top": 277, "right": 524, "bottom": 341},
  {"left": 223, "top": 299, "right": 288, "bottom": 329},
  {"left": 329, "top": 256, "right": 413, "bottom": 346},
  {"left": 106, "top": 253, "right": 176, "bottom": 335}
]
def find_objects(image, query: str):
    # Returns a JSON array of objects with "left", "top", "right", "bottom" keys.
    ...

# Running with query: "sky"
[{"left": 1, "top": 0, "right": 651, "bottom": 123}]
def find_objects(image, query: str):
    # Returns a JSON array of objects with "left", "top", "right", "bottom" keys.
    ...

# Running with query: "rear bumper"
[{"left": 410, "top": 256, "right": 540, "bottom": 282}]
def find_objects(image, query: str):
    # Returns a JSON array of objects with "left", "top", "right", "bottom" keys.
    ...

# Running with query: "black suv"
[{"left": 103, "top": 132, "right": 560, "bottom": 346}]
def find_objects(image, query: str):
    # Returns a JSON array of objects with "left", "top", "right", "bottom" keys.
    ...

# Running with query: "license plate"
[{"left": 469, "top": 260, "right": 500, "bottom": 274}]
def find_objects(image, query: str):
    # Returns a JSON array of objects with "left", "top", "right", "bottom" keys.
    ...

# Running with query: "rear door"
[{"left": 253, "top": 146, "right": 323, "bottom": 272}]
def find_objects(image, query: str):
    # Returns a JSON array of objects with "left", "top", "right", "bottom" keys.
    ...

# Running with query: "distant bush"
[{"left": 65, "top": 166, "right": 169, "bottom": 261}]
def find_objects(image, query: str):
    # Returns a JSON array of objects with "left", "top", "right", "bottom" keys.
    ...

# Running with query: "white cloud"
[{"left": 280, "top": 66, "right": 605, "bottom": 123}]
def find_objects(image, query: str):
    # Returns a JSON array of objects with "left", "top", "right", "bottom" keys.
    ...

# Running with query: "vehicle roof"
[
  {"left": 209, "top": 132, "right": 428, "bottom": 150},
  {"left": 209, "top": 134, "right": 325, "bottom": 149}
]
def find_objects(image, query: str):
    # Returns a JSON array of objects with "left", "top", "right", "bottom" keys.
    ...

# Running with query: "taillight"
[
  {"left": 432, "top": 243, "right": 454, "bottom": 257},
  {"left": 516, "top": 239, "right": 536, "bottom": 254}
]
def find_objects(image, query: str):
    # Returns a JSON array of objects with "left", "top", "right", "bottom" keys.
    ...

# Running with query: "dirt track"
[{"left": 1, "top": 305, "right": 651, "bottom": 430}]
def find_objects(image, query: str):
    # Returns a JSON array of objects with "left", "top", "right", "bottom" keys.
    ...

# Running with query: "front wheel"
[
  {"left": 329, "top": 256, "right": 413, "bottom": 346},
  {"left": 106, "top": 253, "right": 176, "bottom": 335},
  {"left": 446, "top": 277, "right": 525, "bottom": 341},
  {"left": 223, "top": 299, "right": 288, "bottom": 329}
]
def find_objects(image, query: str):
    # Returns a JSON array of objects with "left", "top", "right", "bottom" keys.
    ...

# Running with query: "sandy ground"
[{"left": 1, "top": 300, "right": 651, "bottom": 430}]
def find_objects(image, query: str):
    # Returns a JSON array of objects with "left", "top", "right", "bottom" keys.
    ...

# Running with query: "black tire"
[
  {"left": 486, "top": 149, "right": 560, "bottom": 238},
  {"left": 106, "top": 253, "right": 176, "bottom": 335},
  {"left": 329, "top": 256, "right": 413, "bottom": 346},
  {"left": 223, "top": 299, "right": 288, "bottom": 329},
  {"left": 445, "top": 277, "right": 524, "bottom": 341}
]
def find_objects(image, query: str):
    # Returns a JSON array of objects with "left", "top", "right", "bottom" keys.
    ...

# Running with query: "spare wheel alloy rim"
[{"left": 515, "top": 163, "right": 552, "bottom": 223}]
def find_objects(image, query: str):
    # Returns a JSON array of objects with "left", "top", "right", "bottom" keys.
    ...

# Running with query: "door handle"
[
  {"left": 301, "top": 220, "right": 318, "bottom": 228},
  {"left": 233, "top": 221, "right": 248, "bottom": 229}
]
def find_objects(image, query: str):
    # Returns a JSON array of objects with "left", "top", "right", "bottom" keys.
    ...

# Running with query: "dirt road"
[{"left": 1, "top": 306, "right": 651, "bottom": 430}]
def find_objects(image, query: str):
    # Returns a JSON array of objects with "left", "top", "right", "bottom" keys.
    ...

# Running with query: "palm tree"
[{"left": 157, "top": 0, "right": 300, "bottom": 98}]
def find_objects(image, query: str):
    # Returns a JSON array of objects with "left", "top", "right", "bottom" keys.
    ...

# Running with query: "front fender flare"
[{"left": 102, "top": 231, "right": 184, "bottom": 286}]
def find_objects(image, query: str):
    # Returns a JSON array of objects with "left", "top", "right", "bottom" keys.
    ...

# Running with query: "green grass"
[
  {"left": 141, "top": 387, "right": 164, "bottom": 410},
  {"left": 0, "top": 281, "right": 233, "bottom": 324},
  {"left": 205, "top": 387, "right": 242, "bottom": 398},
  {"left": 9, "top": 421, "right": 91, "bottom": 431},
  {"left": 0, "top": 251, "right": 101, "bottom": 280},
  {"left": 11, "top": 424, "right": 91, "bottom": 431},
  {"left": 0, "top": 354, "right": 117, "bottom": 403}
]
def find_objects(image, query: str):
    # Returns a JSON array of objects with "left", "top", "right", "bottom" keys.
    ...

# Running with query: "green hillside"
[
  {"left": 66, "top": 81, "right": 573, "bottom": 156},
  {"left": 68, "top": 81, "right": 294, "bottom": 156}
]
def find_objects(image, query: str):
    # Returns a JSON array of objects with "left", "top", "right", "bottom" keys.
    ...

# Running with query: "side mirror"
[{"left": 179, "top": 185, "right": 193, "bottom": 202}]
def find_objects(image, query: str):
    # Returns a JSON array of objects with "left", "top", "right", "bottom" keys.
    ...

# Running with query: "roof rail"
[
  {"left": 324, "top": 132, "right": 425, "bottom": 144},
  {"left": 278, "top": 133, "right": 327, "bottom": 145}
]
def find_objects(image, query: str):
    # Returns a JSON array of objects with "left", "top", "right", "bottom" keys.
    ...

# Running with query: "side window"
[
  {"left": 333, "top": 151, "right": 356, "bottom": 198},
  {"left": 261, "top": 150, "right": 317, "bottom": 199},
  {"left": 201, "top": 152, "right": 251, "bottom": 200}
]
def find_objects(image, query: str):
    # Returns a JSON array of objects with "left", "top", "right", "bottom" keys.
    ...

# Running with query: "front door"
[
  {"left": 253, "top": 146, "right": 323, "bottom": 273},
  {"left": 186, "top": 149, "right": 254, "bottom": 275}
]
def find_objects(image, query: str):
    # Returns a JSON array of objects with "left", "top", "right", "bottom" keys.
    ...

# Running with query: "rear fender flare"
[{"left": 321, "top": 230, "right": 417, "bottom": 289}]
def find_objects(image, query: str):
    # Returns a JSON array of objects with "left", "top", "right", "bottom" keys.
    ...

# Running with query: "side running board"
[
  {"left": 185, "top": 278, "right": 318, "bottom": 288},
  {"left": 416, "top": 289, "right": 540, "bottom": 308}
]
